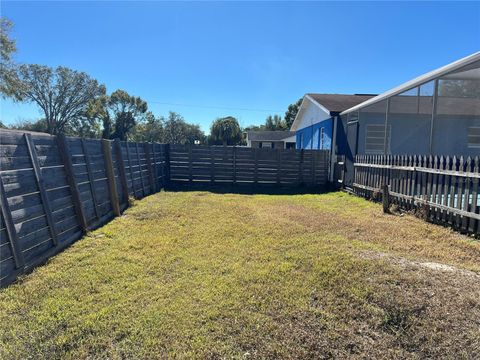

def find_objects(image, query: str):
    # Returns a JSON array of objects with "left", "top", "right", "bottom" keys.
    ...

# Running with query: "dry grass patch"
[{"left": 0, "top": 191, "right": 478, "bottom": 359}]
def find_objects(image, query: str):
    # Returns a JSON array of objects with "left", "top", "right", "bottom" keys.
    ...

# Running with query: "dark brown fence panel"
[
  {"left": 0, "top": 131, "right": 82, "bottom": 285},
  {"left": 169, "top": 145, "right": 329, "bottom": 187},
  {"left": 0, "top": 130, "right": 172, "bottom": 286},
  {"left": 353, "top": 154, "right": 480, "bottom": 236}
]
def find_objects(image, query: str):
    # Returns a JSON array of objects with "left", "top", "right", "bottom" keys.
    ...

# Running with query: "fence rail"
[
  {"left": 353, "top": 154, "right": 480, "bottom": 235},
  {"left": 0, "top": 130, "right": 328, "bottom": 286}
]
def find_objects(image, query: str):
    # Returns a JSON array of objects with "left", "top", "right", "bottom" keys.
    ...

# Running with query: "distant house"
[
  {"left": 245, "top": 131, "right": 296, "bottom": 149},
  {"left": 290, "top": 94, "right": 375, "bottom": 151}
]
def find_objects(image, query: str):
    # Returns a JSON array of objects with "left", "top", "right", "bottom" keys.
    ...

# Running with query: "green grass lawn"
[{"left": 1, "top": 191, "right": 479, "bottom": 359}]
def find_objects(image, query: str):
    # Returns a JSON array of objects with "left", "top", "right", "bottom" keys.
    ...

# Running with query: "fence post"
[
  {"left": 277, "top": 149, "right": 281, "bottom": 185},
  {"left": 233, "top": 146, "right": 237, "bottom": 184},
  {"left": 144, "top": 142, "right": 156, "bottom": 193},
  {"left": 125, "top": 141, "right": 137, "bottom": 198},
  {"left": 469, "top": 156, "right": 479, "bottom": 233},
  {"left": 382, "top": 184, "right": 390, "bottom": 213},
  {"left": 210, "top": 146, "right": 215, "bottom": 184},
  {"left": 135, "top": 143, "right": 146, "bottom": 197},
  {"left": 114, "top": 139, "right": 130, "bottom": 205},
  {"left": 188, "top": 145, "right": 193, "bottom": 183},
  {"left": 158, "top": 143, "right": 165, "bottom": 189},
  {"left": 25, "top": 133, "right": 59, "bottom": 246},
  {"left": 312, "top": 150, "right": 316, "bottom": 186},
  {"left": 0, "top": 176, "right": 24, "bottom": 268},
  {"left": 254, "top": 148, "right": 259, "bottom": 185},
  {"left": 57, "top": 134, "right": 88, "bottom": 233},
  {"left": 102, "top": 139, "right": 121, "bottom": 217},
  {"left": 299, "top": 149, "right": 304, "bottom": 185},
  {"left": 151, "top": 143, "right": 158, "bottom": 192},
  {"left": 165, "top": 144, "right": 171, "bottom": 187}
]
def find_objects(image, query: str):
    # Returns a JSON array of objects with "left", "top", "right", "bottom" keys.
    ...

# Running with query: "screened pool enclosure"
[{"left": 340, "top": 53, "right": 480, "bottom": 157}]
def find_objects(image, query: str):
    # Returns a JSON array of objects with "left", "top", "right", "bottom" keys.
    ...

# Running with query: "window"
[
  {"left": 319, "top": 127, "right": 325, "bottom": 149},
  {"left": 468, "top": 127, "right": 480, "bottom": 148},
  {"left": 365, "top": 124, "right": 390, "bottom": 154},
  {"left": 261, "top": 142, "right": 272, "bottom": 148},
  {"left": 298, "top": 133, "right": 304, "bottom": 149}
]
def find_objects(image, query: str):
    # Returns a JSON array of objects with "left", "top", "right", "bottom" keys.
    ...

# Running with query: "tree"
[
  {"left": 0, "top": 18, "right": 19, "bottom": 99},
  {"left": 209, "top": 116, "right": 242, "bottom": 145},
  {"left": 284, "top": 98, "right": 303, "bottom": 129},
  {"left": 5, "top": 64, "right": 106, "bottom": 135},
  {"left": 131, "top": 111, "right": 164, "bottom": 142},
  {"left": 265, "top": 114, "right": 287, "bottom": 130},
  {"left": 159, "top": 112, "right": 205, "bottom": 144},
  {"left": 184, "top": 123, "right": 206, "bottom": 144},
  {"left": 87, "top": 89, "right": 148, "bottom": 140},
  {"left": 68, "top": 115, "right": 102, "bottom": 138},
  {"left": 104, "top": 89, "right": 148, "bottom": 140},
  {"left": 9, "top": 119, "right": 49, "bottom": 133}
]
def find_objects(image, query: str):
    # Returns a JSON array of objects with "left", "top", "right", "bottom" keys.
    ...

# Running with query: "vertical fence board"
[
  {"left": 469, "top": 157, "right": 479, "bottom": 233},
  {"left": 102, "top": 139, "right": 121, "bottom": 217},
  {"left": 125, "top": 142, "right": 137, "bottom": 198},
  {"left": 114, "top": 139, "right": 130, "bottom": 205},
  {"left": 0, "top": 176, "right": 24, "bottom": 268},
  {"left": 57, "top": 135, "right": 88, "bottom": 233},
  {"left": 25, "top": 133, "right": 59, "bottom": 246},
  {"left": 144, "top": 142, "right": 155, "bottom": 194},
  {"left": 137, "top": 143, "right": 147, "bottom": 197}
]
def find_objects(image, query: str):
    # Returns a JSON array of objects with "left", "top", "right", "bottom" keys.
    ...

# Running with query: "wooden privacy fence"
[
  {"left": 0, "top": 130, "right": 329, "bottom": 286},
  {"left": 169, "top": 144, "right": 329, "bottom": 187},
  {"left": 353, "top": 154, "right": 480, "bottom": 235},
  {"left": 0, "top": 130, "right": 168, "bottom": 286}
]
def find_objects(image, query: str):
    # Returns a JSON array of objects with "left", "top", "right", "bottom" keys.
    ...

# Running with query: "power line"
[{"left": 147, "top": 101, "right": 283, "bottom": 113}]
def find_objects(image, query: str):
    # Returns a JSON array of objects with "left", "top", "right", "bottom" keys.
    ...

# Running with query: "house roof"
[
  {"left": 290, "top": 93, "right": 376, "bottom": 131},
  {"left": 306, "top": 93, "right": 376, "bottom": 113},
  {"left": 341, "top": 51, "right": 480, "bottom": 115},
  {"left": 246, "top": 131, "right": 296, "bottom": 141}
]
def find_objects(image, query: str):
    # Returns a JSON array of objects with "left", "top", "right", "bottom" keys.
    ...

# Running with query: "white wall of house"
[
  {"left": 291, "top": 97, "right": 331, "bottom": 131},
  {"left": 283, "top": 135, "right": 296, "bottom": 143}
]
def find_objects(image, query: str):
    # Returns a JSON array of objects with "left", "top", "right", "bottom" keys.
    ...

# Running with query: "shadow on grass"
[{"left": 165, "top": 181, "right": 338, "bottom": 196}]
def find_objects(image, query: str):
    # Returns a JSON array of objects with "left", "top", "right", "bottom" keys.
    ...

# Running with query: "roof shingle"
[
  {"left": 246, "top": 131, "right": 295, "bottom": 141},
  {"left": 306, "top": 93, "right": 376, "bottom": 113}
]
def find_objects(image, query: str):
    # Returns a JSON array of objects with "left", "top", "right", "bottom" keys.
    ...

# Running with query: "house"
[
  {"left": 290, "top": 94, "right": 375, "bottom": 151},
  {"left": 245, "top": 131, "right": 296, "bottom": 149},
  {"left": 337, "top": 51, "right": 480, "bottom": 187}
]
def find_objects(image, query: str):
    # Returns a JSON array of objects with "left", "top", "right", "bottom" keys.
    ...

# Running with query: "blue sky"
[{"left": 1, "top": 1, "right": 479, "bottom": 132}]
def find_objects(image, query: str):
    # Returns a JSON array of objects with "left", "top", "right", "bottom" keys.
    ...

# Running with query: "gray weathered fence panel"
[
  {"left": 169, "top": 145, "right": 328, "bottom": 187},
  {"left": 352, "top": 154, "right": 480, "bottom": 236},
  {"left": 0, "top": 130, "right": 170, "bottom": 286}
]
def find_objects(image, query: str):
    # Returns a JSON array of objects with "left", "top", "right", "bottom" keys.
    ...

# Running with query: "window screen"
[
  {"left": 365, "top": 124, "right": 390, "bottom": 154},
  {"left": 468, "top": 127, "right": 480, "bottom": 148}
]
